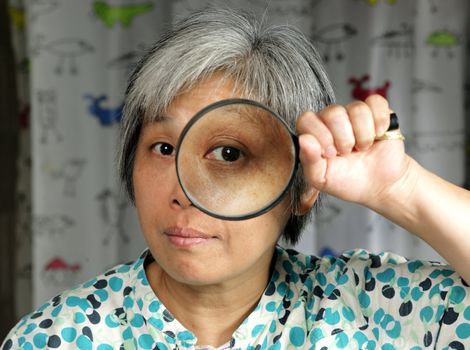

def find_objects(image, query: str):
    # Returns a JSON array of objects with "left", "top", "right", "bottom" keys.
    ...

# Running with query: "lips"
[{"left": 164, "top": 226, "right": 217, "bottom": 248}]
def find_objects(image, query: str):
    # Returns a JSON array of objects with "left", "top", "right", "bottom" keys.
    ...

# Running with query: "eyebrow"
[{"left": 144, "top": 113, "right": 169, "bottom": 124}]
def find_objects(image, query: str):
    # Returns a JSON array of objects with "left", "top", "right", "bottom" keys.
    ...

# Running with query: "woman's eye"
[
  {"left": 207, "top": 146, "right": 243, "bottom": 162},
  {"left": 153, "top": 142, "right": 175, "bottom": 156}
]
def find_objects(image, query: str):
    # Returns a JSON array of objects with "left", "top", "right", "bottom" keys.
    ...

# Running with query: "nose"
[{"left": 170, "top": 175, "right": 193, "bottom": 210}]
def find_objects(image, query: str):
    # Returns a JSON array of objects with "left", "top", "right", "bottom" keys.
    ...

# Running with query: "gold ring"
[{"left": 375, "top": 129, "right": 405, "bottom": 141}]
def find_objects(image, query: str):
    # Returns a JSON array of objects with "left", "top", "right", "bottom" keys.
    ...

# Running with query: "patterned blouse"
[{"left": 2, "top": 246, "right": 470, "bottom": 349}]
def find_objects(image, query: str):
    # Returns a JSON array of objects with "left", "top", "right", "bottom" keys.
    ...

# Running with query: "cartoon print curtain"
[{"left": 8, "top": 0, "right": 468, "bottom": 318}]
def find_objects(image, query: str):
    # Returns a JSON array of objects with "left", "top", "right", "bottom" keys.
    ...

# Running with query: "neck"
[{"left": 145, "top": 251, "right": 275, "bottom": 347}]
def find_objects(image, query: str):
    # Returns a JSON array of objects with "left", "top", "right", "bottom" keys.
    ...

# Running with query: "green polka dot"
[{"left": 289, "top": 326, "right": 305, "bottom": 346}]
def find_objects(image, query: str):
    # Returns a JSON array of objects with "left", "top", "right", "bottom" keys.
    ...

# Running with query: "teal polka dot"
[
  {"left": 316, "top": 272, "right": 327, "bottom": 286},
  {"left": 411, "top": 287, "right": 423, "bottom": 301},
  {"left": 289, "top": 326, "right": 305, "bottom": 346},
  {"left": 377, "top": 268, "right": 395, "bottom": 283},
  {"left": 122, "top": 326, "right": 133, "bottom": 340},
  {"left": 282, "top": 260, "right": 293, "bottom": 273},
  {"left": 449, "top": 286, "right": 467, "bottom": 305},
  {"left": 148, "top": 317, "right": 164, "bottom": 330},
  {"left": 265, "top": 301, "right": 276, "bottom": 312},
  {"left": 138, "top": 334, "right": 154, "bottom": 349},
  {"left": 252, "top": 324, "right": 265, "bottom": 337},
  {"left": 397, "top": 277, "right": 409, "bottom": 287},
  {"left": 324, "top": 309, "right": 340, "bottom": 325},
  {"left": 109, "top": 277, "right": 123, "bottom": 292},
  {"left": 464, "top": 306, "right": 470, "bottom": 321},
  {"left": 82, "top": 278, "right": 97, "bottom": 288},
  {"left": 51, "top": 304, "right": 63, "bottom": 317},
  {"left": 335, "top": 332, "right": 349, "bottom": 348},
  {"left": 37, "top": 302, "right": 50, "bottom": 312},
  {"left": 277, "top": 282, "right": 288, "bottom": 296},
  {"left": 155, "top": 343, "right": 168, "bottom": 350},
  {"left": 359, "top": 290, "right": 371, "bottom": 308},
  {"left": 33, "top": 333, "right": 47, "bottom": 348},
  {"left": 18, "top": 336, "right": 25, "bottom": 346},
  {"left": 353, "top": 331, "right": 368, "bottom": 348},
  {"left": 149, "top": 300, "right": 160, "bottom": 312},
  {"left": 74, "top": 312, "right": 86, "bottom": 324},
  {"left": 123, "top": 296, "right": 134, "bottom": 308},
  {"left": 408, "top": 261, "right": 423, "bottom": 273},
  {"left": 177, "top": 331, "right": 195, "bottom": 341},
  {"left": 310, "top": 328, "right": 325, "bottom": 344},
  {"left": 130, "top": 314, "right": 145, "bottom": 327},
  {"left": 117, "top": 264, "right": 130, "bottom": 273},
  {"left": 325, "top": 283, "right": 335, "bottom": 295},
  {"left": 61, "top": 327, "right": 77, "bottom": 342},
  {"left": 336, "top": 274, "right": 349, "bottom": 285},
  {"left": 382, "top": 343, "right": 395, "bottom": 350},
  {"left": 66, "top": 297, "right": 90, "bottom": 312},
  {"left": 269, "top": 320, "right": 276, "bottom": 333},
  {"left": 76, "top": 334, "right": 92, "bottom": 350},
  {"left": 342, "top": 306, "right": 356, "bottom": 322},
  {"left": 95, "top": 289, "right": 109, "bottom": 302},
  {"left": 374, "top": 308, "right": 385, "bottom": 324},
  {"left": 420, "top": 306, "right": 433, "bottom": 323},
  {"left": 105, "top": 314, "right": 120, "bottom": 328},
  {"left": 23, "top": 342, "right": 33, "bottom": 350},
  {"left": 97, "top": 344, "right": 113, "bottom": 350},
  {"left": 24, "top": 323, "right": 37, "bottom": 335},
  {"left": 456, "top": 323, "right": 470, "bottom": 339}
]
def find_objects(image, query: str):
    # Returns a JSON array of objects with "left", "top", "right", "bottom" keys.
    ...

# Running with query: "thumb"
[{"left": 298, "top": 133, "right": 327, "bottom": 190}]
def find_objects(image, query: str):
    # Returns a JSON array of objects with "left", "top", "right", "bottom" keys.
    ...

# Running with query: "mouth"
[{"left": 164, "top": 226, "right": 218, "bottom": 248}]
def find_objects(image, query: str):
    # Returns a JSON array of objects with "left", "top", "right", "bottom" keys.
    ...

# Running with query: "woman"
[{"left": 3, "top": 8, "right": 470, "bottom": 350}]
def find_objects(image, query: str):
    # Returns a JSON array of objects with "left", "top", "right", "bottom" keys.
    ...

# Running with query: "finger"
[
  {"left": 298, "top": 134, "right": 327, "bottom": 189},
  {"left": 364, "top": 94, "right": 391, "bottom": 136},
  {"left": 318, "top": 105, "right": 355, "bottom": 155},
  {"left": 296, "top": 111, "right": 337, "bottom": 158},
  {"left": 346, "top": 101, "right": 375, "bottom": 151}
]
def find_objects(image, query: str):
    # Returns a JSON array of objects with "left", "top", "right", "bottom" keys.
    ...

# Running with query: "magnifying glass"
[{"left": 175, "top": 98, "right": 401, "bottom": 221}]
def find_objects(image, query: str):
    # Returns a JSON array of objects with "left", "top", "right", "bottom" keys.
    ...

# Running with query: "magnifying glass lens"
[{"left": 176, "top": 100, "right": 297, "bottom": 220}]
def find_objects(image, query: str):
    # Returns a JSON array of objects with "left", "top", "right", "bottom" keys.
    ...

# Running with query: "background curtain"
[{"left": 4, "top": 0, "right": 469, "bottom": 335}]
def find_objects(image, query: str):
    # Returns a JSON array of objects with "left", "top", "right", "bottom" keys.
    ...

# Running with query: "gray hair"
[{"left": 118, "top": 8, "right": 334, "bottom": 244}]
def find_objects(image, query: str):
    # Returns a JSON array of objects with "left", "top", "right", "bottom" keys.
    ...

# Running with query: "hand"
[{"left": 296, "top": 94, "right": 411, "bottom": 208}]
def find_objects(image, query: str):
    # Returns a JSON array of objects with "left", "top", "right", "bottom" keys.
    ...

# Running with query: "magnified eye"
[
  {"left": 207, "top": 146, "right": 243, "bottom": 162},
  {"left": 153, "top": 142, "right": 175, "bottom": 156}
]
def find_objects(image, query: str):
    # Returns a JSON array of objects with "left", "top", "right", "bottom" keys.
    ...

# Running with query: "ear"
[{"left": 295, "top": 187, "right": 319, "bottom": 216}]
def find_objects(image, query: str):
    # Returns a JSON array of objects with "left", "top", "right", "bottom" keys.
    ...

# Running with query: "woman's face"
[{"left": 132, "top": 75, "right": 292, "bottom": 287}]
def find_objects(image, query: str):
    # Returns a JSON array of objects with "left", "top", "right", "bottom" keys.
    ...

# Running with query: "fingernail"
[{"left": 324, "top": 145, "right": 337, "bottom": 158}]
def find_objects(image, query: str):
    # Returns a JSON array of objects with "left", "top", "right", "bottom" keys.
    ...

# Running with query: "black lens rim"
[{"left": 175, "top": 98, "right": 299, "bottom": 221}]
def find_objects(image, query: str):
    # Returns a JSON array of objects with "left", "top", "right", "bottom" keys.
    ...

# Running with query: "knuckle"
[
  {"left": 347, "top": 102, "right": 371, "bottom": 119},
  {"left": 320, "top": 104, "right": 347, "bottom": 122},
  {"left": 356, "top": 136, "right": 375, "bottom": 149},
  {"left": 365, "top": 94, "right": 388, "bottom": 107}
]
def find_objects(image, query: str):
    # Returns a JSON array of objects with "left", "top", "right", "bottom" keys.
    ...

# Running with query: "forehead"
[{"left": 143, "top": 73, "right": 242, "bottom": 125}]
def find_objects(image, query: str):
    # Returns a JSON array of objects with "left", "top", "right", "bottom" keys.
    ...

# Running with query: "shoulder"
[{"left": 2, "top": 251, "right": 149, "bottom": 349}]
